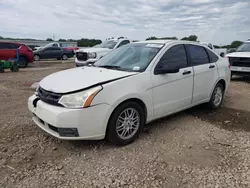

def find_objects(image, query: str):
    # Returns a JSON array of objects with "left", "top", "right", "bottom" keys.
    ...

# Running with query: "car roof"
[
  {"left": 0, "top": 41, "right": 24, "bottom": 45},
  {"left": 135, "top": 40, "right": 200, "bottom": 45}
]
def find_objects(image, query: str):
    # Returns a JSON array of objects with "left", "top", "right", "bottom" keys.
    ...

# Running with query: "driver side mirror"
[{"left": 154, "top": 60, "right": 180, "bottom": 75}]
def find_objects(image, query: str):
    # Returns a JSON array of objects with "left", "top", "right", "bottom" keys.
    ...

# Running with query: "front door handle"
[
  {"left": 209, "top": 65, "right": 215, "bottom": 69},
  {"left": 183, "top": 70, "right": 191, "bottom": 75}
]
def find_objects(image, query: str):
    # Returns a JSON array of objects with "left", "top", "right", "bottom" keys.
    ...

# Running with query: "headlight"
[
  {"left": 58, "top": 86, "right": 102, "bottom": 108},
  {"left": 88, "top": 52, "right": 97, "bottom": 59},
  {"left": 34, "top": 85, "right": 39, "bottom": 96}
]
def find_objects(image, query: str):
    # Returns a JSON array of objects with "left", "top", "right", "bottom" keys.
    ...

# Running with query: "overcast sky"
[{"left": 0, "top": 0, "right": 249, "bottom": 45}]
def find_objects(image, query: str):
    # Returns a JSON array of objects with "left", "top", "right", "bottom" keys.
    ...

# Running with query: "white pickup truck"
[
  {"left": 201, "top": 42, "right": 227, "bottom": 57},
  {"left": 75, "top": 38, "right": 131, "bottom": 67},
  {"left": 226, "top": 40, "right": 250, "bottom": 77}
]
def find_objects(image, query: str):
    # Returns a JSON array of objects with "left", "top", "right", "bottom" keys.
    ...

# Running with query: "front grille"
[
  {"left": 76, "top": 52, "right": 88, "bottom": 61},
  {"left": 230, "top": 57, "right": 250, "bottom": 67},
  {"left": 37, "top": 87, "right": 63, "bottom": 106}
]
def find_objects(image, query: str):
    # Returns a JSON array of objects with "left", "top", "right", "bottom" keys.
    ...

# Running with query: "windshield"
[
  {"left": 44, "top": 43, "right": 52, "bottom": 48},
  {"left": 236, "top": 43, "right": 250, "bottom": 52},
  {"left": 94, "top": 43, "right": 163, "bottom": 72},
  {"left": 93, "top": 40, "right": 118, "bottom": 49}
]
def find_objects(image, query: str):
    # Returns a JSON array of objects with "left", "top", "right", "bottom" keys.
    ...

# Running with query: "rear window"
[
  {"left": 22, "top": 44, "right": 32, "bottom": 50},
  {"left": 186, "top": 44, "right": 210, "bottom": 66},
  {"left": 206, "top": 49, "right": 219, "bottom": 63},
  {"left": 0, "top": 42, "right": 20, "bottom": 49}
]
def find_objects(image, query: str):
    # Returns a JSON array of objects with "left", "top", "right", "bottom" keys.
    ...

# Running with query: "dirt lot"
[{"left": 1, "top": 63, "right": 250, "bottom": 188}]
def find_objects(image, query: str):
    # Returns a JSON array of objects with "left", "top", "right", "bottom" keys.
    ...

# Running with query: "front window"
[
  {"left": 93, "top": 40, "right": 118, "bottom": 49},
  {"left": 236, "top": 43, "right": 250, "bottom": 52},
  {"left": 94, "top": 43, "right": 163, "bottom": 72}
]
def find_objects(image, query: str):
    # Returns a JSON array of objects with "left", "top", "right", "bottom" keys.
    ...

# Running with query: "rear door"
[
  {"left": 0, "top": 43, "right": 19, "bottom": 60},
  {"left": 0, "top": 42, "right": 5, "bottom": 60},
  {"left": 52, "top": 47, "right": 63, "bottom": 58},
  {"left": 186, "top": 44, "right": 219, "bottom": 104},
  {"left": 41, "top": 47, "right": 54, "bottom": 59}
]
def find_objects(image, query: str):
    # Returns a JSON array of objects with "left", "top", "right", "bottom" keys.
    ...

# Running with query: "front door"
[
  {"left": 41, "top": 47, "right": 53, "bottom": 59},
  {"left": 151, "top": 44, "right": 194, "bottom": 118}
]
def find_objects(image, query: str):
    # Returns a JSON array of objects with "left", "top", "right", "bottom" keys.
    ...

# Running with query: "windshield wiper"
[{"left": 98, "top": 65, "right": 121, "bottom": 70}]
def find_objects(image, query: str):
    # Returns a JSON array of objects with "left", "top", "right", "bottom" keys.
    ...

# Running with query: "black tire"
[
  {"left": 62, "top": 54, "right": 68, "bottom": 60},
  {"left": 19, "top": 56, "right": 28, "bottom": 68},
  {"left": 34, "top": 54, "right": 40, "bottom": 61},
  {"left": 106, "top": 101, "right": 145, "bottom": 146},
  {"left": 220, "top": 53, "right": 225, "bottom": 57},
  {"left": 208, "top": 83, "right": 225, "bottom": 110}
]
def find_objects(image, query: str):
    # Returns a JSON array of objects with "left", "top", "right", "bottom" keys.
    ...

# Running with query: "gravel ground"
[{"left": 1, "top": 64, "right": 250, "bottom": 188}]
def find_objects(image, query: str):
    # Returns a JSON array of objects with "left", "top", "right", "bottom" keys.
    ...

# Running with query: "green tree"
[
  {"left": 230, "top": 41, "right": 243, "bottom": 49},
  {"left": 46, "top": 38, "right": 53, "bottom": 41},
  {"left": 146, "top": 36, "right": 157, "bottom": 40},
  {"left": 181, "top": 35, "right": 198, "bottom": 42},
  {"left": 146, "top": 36, "right": 178, "bottom": 40},
  {"left": 67, "top": 39, "right": 76, "bottom": 42},
  {"left": 58, "top": 39, "right": 67, "bottom": 42},
  {"left": 77, "top": 38, "right": 102, "bottom": 47}
]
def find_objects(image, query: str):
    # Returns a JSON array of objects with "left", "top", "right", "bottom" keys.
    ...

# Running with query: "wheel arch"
[
  {"left": 105, "top": 97, "right": 148, "bottom": 135},
  {"left": 33, "top": 54, "right": 40, "bottom": 58},
  {"left": 209, "top": 78, "right": 226, "bottom": 98},
  {"left": 19, "top": 55, "right": 28, "bottom": 68}
]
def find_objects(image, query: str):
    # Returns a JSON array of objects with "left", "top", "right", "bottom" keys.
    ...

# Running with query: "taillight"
[{"left": 227, "top": 56, "right": 231, "bottom": 68}]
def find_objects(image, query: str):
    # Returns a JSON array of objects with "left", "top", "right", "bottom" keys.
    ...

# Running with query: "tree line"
[
  {"left": 0, "top": 35, "right": 245, "bottom": 49},
  {"left": 146, "top": 35, "right": 243, "bottom": 49}
]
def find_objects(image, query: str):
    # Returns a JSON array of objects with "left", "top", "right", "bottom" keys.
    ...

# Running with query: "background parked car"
[
  {"left": 0, "top": 41, "right": 33, "bottom": 68},
  {"left": 75, "top": 38, "right": 131, "bottom": 66},
  {"left": 227, "top": 48, "right": 236, "bottom": 53},
  {"left": 201, "top": 42, "right": 227, "bottom": 57},
  {"left": 33, "top": 46, "right": 74, "bottom": 61},
  {"left": 35, "top": 42, "right": 79, "bottom": 55},
  {"left": 226, "top": 40, "right": 250, "bottom": 77},
  {"left": 27, "top": 45, "right": 41, "bottom": 51}
]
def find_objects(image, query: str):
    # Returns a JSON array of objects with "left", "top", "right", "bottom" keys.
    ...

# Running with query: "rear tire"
[
  {"left": 62, "top": 54, "right": 68, "bottom": 60},
  {"left": 19, "top": 57, "right": 28, "bottom": 68},
  {"left": 106, "top": 101, "right": 145, "bottom": 146},
  {"left": 220, "top": 53, "right": 225, "bottom": 57},
  {"left": 208, "top": 83, "right": 224, "bottom": 110}
]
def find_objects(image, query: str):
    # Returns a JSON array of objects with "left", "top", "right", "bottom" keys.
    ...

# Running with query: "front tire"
[
  {"left": 19, "top": 57, "right": 28, "bottom": 68},
  {"left": 106, "top": 101, "right": 145, "bottom": 146},
  {"left": 208, "top": 83, "right": 224, "bottom": 109},
  {"left": 34, "top": 55, "right": 40, "bottom": 61}
]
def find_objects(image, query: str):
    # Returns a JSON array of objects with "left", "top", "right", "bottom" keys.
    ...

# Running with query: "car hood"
[
  {"left": 226, "top": 52, "right": 250, "bottom": 58},
  {"left": 77, "top": 48, "right": 111, "bottom": 53},
  {"left": 39, "top": 67, "right": 137, "bottom": 93}
]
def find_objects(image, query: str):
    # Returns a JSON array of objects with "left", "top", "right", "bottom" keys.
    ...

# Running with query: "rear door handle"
[
  {"left": 209, "top": 65, "right": 215, "bottom": 69},
  {"left": 183, "top": 70, "right": 191, "bottom": 75}
]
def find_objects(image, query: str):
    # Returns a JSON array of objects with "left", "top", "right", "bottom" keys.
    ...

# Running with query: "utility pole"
[{"left": 53, "top": 34, "right": 55, "bottom": 41}]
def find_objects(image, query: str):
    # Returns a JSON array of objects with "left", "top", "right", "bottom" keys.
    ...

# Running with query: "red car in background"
[{"left": 0, "top": 41, "right": 34, "bottom": 68}]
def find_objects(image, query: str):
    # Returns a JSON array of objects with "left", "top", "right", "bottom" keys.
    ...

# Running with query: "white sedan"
[{"left": 28, "top": 40, "right": 231, "bottom": 145}]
